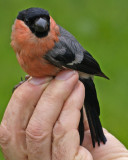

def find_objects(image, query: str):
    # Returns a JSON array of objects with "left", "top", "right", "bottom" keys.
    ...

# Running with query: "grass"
[{"left": 0, "top": 0, "right": 128, "bottom": 159}]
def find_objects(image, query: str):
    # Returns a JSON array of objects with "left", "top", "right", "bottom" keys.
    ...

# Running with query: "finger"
[
  {"left": 26, "top": 70, "right": 79, "bottom": 160},
  {"left": 52, "top": 81, "right": 85, "bottom": 160},
  {"left": 82, "top": 129, "right": 128, "bottom": 160},
  {"left": 74, "top": 146, "right": 93, "bottom": 160},
  {"left": 0, "top": 77, "right": 52, "bottom": 160}
]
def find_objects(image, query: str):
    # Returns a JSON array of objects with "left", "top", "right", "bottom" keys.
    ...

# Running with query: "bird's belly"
[
  {"left": 25, "top": 63, "right": 61, "bottom": 77},
  {"left": 17, "top": 54, "right": 61, "bottom": 77},
  {"left": 78, "top": 71, "right": 93, "bottom": 79}
]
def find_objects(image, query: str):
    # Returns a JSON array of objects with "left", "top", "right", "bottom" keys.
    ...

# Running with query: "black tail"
[
  {"left": 79, "top": 77, "right": 107, "bottom": 147},
  {"left": 78, "top": 108, "right": 84, "bottom": 145}
]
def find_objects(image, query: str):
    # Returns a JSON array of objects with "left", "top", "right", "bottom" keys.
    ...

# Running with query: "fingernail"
[
  {"left": 55, "top": 70, "right": 76, "bottom": 80},
  {"left": 28, "top": 77, "right": 52, "bottom": 85}
]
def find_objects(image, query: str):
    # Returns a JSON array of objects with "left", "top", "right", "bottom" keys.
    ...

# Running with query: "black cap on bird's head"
[{"left": 17, "top": 7, "right": 50, "bottom": 38}]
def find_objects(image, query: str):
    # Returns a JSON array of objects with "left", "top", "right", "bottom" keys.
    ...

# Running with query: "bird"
[{"left": 11, "top": 7, "right": 108, "bottom": 147}]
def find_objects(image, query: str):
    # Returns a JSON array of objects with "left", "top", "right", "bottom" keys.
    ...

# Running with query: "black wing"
[
  {"left": 44, "top": 25, "right": 108, "bottom": 146},
  {"left": 45, "top": 25, "right": 108, "bottom": 78}
]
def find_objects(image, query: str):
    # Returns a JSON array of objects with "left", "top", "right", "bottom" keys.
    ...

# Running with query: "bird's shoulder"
[
  {"left": 44, "top": 25, "right": 85, "bottom": 66},
  {"left": 58, "top": 25, "right": 85, "bottom": 53}
]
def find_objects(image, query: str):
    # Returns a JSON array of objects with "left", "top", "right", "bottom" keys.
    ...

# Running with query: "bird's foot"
[{"left": 12, "top": 75, "right": 30, "bottom": 93}]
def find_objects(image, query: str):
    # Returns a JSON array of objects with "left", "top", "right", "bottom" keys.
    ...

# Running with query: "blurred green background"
[{"left": 0, "top": 0, "right": 128, "bottom": 159}]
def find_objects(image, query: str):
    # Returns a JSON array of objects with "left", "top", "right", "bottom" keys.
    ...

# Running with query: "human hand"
[
  {"left": 82, "top": 128, "right": 128, "bottom": 160},
  {"left": 0, "top": 70, "right": 128, "bottom": 160},
  {"left": 0, "top": 70, "right": 92, "bottom": 160}
]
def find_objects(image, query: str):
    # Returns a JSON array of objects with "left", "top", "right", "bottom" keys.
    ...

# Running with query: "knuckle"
[
  {"left": 0, "top": 124, "right": 11, "bottom": 145},
  {"left": 53, "top": 120, "right": 65, "bottom": 138},
  {"left": 26, "top": 120, "right": 51, "bottom": 141}
]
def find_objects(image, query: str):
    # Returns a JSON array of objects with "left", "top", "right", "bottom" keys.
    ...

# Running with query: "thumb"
[{"left": 83, "top": 129, "right": 128, "bottom": 160}]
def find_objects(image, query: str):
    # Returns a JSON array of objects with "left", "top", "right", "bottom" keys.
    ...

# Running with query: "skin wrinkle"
[
  {"left": 0, "top": 123, "right": 11, "bottom": 145},
  {"left": 74, "top": 147, "right": 93, "bottom": 160},
  {"left": 26, "top": 117, "right": 53, "bottom": 138},
  {"left": 52, "top": 130, "right": 80, "bottom": 160},
  {"left": 52, "top": 131, "right": 79, "bottom": 159}
]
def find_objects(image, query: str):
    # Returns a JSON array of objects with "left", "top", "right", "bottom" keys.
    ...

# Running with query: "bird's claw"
[{"left": 12, "top": 75, "right": 30, "bottom": 93}]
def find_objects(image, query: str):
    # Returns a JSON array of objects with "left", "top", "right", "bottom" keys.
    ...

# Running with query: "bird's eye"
[{"left": 25, "top": 18, "right": 34, "bottom": 26}]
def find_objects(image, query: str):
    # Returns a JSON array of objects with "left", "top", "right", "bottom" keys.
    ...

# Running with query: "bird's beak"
[{"left": 34, "top": 18, "right": 48, "bottom": 32}]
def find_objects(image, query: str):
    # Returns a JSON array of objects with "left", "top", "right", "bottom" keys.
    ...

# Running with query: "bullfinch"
[{"left": 11, "top": 7, "right": 109, "bottom": 147}]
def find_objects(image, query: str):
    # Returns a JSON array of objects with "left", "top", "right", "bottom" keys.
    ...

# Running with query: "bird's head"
[
  {"left": 11, "top": 7, "right": 59, "bottom": 55},
  {"left": 17, "top": 7, "right": 50, "bottom": 38}
]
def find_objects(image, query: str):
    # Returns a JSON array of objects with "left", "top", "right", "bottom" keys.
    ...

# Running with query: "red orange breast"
[{"left": 11, "top": 17, "right": 60, "bottom": 77}]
